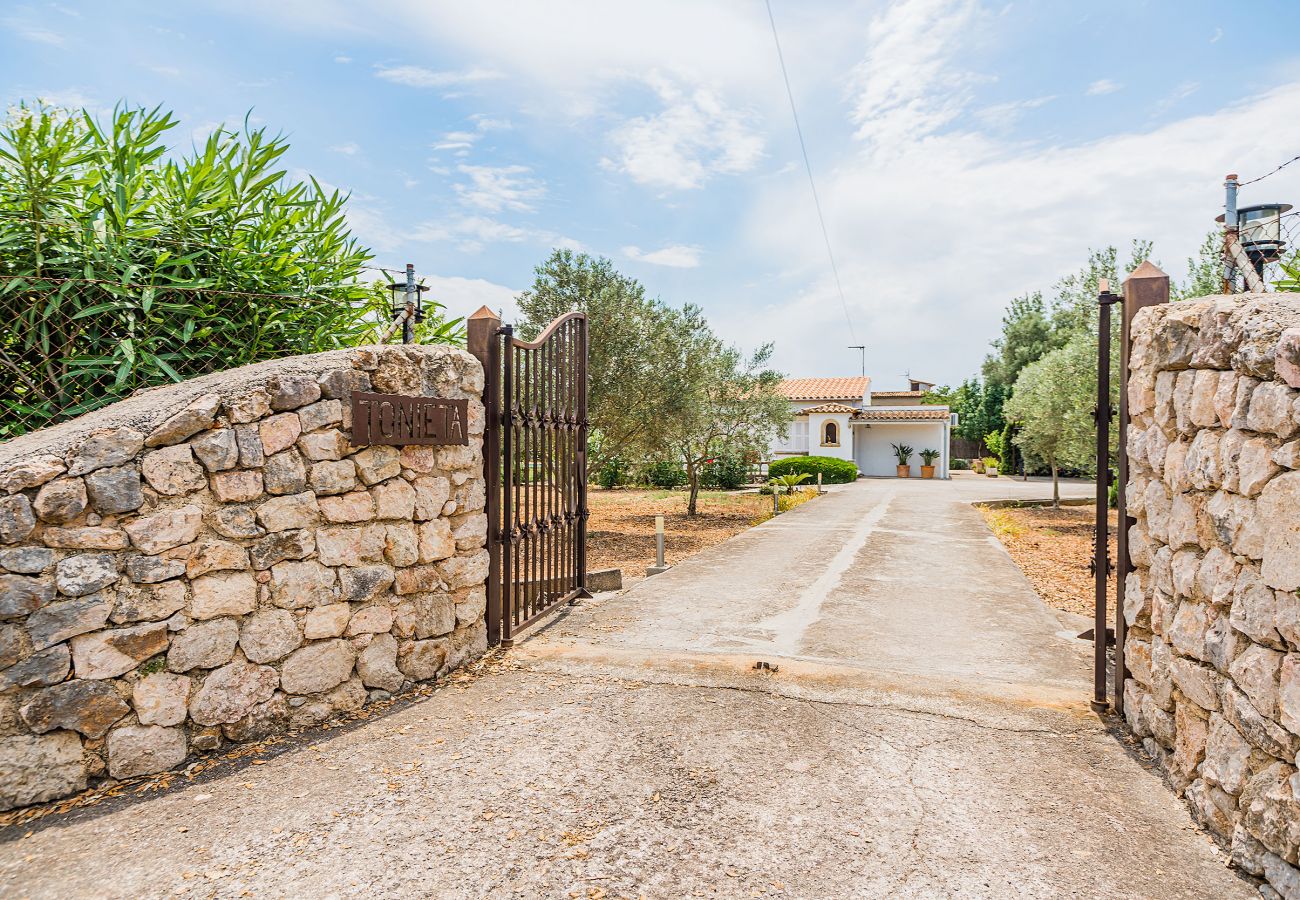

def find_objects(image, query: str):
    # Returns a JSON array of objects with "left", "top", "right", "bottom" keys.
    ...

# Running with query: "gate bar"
[{"left": 1093, "top": 283, "right": 1121, "bottom": 712}]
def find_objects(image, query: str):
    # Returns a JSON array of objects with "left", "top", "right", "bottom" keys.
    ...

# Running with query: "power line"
[
  {"left": 1239, "top": 153, "right": 1300, "bottom": 186},
  {"left": 764, "top": 0, "right": 858, "bottom": 345}
]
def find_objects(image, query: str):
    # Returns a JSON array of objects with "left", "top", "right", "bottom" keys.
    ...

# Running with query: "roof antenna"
[{"left": 848, "top": 345, "right": 865, "bottom": 379}]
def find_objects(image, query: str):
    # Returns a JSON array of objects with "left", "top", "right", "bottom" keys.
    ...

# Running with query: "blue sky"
[{"left": 4, "top": 0, "right": 1300, "bottom": 388}]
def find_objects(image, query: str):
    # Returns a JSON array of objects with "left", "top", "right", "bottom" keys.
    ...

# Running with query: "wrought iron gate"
[{"left": 468, "top": 308, "right": 589, "bottom": 647}]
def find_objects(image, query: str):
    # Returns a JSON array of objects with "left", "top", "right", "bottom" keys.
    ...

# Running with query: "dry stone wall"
[
  {"left": 0, "top": 345, "right": 488, "bottom": 810},
  {"left": 1123, "top": 293, "right": 1300, "bottom": 894}
]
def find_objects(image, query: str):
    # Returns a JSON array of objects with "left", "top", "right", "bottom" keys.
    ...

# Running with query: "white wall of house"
[
  {"left": 852, "top": 422, "right": 949, "bottom": 477},
  {"left": 807, "top": 412, "right": 854, "bottom": 461}
]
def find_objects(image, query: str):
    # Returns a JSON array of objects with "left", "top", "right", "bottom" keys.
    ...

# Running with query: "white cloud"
[
  {"left": 412, "top": 216, "right": 530, "bottom": 253},
  {"left": 623, "top": 244, "right": 702, "bottom": 268},
  {"left": 1087, "top": 78, "right": 1122, "bottom": 96},
  {"left": 453, "top": 164, "right": 545, "bottom": 212},
  {"left": 974, "top": 95, "right": 1055, "bottom": 130},
  {"left": 334, "top": 54, "right": 352, "bottom": 64},
  {"left": 422, "top": 274, "right": 521, "bottom": 323},
  {"left": 741, "top": 80, "right": 1300, "bottom": 385},
  {"left": 6, "top": 19, "right": 66, "bottom": 46},
  {"left": 606, "top": 76, "right": 764, "bottom": 190},
  {"left": 373, "top": 64, "right": 504, "bottom": 89},
  {"left": 330, "top": 142, "right": 361, "bottom": 156},
  {"left": 848, "top": 0, "right": 983, "bottom": 152},
  {"left": 1210, "top": 27, "right": 1223, "bottom": 44}
]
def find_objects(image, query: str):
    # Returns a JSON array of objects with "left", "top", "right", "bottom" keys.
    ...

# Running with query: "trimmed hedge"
[{"left": 768, "top": 455, "right": 858, "bottom": 484}]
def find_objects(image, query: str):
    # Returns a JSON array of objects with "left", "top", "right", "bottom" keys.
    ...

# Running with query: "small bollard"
[
  {"left": 772, "top": 488, "right": 779, "bottom": 517},
  {"left": 646, "top": 514, "right": 670, "bottom": 576},
  {"left": 817, "top": 472, "right": 823, "bottom": 493}
]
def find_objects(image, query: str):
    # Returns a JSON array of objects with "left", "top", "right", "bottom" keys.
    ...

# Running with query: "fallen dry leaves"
[{"left": 979, "top": 504, "right": 1117, "bottom": 619}]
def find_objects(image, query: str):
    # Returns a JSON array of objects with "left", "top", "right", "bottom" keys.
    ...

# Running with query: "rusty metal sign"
[{"left": 349, "top": 391, "right": 469, "bottom": 446}]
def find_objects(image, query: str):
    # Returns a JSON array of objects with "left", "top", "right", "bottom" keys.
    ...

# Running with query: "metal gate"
[{"left": 468, "top": 307, "right": 589, "bottom": 647}]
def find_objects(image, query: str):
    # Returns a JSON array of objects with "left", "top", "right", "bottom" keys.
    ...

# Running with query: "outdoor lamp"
[
  {"left": 386, "top": 280, "right": 428, "bottom": 324},
  {"left": 1237, "top": 203, "right": 1291, "bottom": 263},
  {"left": 1217, "top": 202, "right": 1292, "bottom": 275}
]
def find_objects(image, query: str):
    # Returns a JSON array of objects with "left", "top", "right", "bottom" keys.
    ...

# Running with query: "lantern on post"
[
  {"left": 1217, "top": 202, "right": 1292, "bottom": 281},
  {"left": 387, "top": 263, "right": 430, "bottom": 344}
]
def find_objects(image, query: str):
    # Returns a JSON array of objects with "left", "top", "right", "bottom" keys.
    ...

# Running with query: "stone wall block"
[
  {"left": 266, "top": 375, "right": 321, "bottom": 412},
  {"left": 0, "top": 456, "right": 66, "bottom": 494},
  {"left": 124, "top": 506, "right": 202, "bottom": 555},
  {"left": 1258, "top": 471, "right": 1300, "bottom": 591},
  {"left": 18, "top": 679, "right": 129, "bottom": 738},
  {"left": 68, "top": 428, "right": 144, "bottom": 476},
  {"left": 144, "top": 394, "right": 220, "bottom": 448},
  {"left": 0, "top": 495, "right": 36, "bottom": 545},
  {"left": 167, "top": 618, "right": 238, "bottom": 672},
  {"left": 239, "top": 608, "right": 302, "bottom": 664},
  {"left": 83, "top": 463, "right": 143, "bottom": 512},
  {"left": 249, "top": 529, "right": 315, "bottom": 571},
  {"left": 225, "top": 389, "right": 270, "bottom": 424},
  {"left": 279, "top": 639, "right": 355, "bottom": 695},
  {"left": 296, "top": 399, "right": 342, "bottom": 433},
  {"left": 308, "top": 460, "right": 357, "bottom": 496},
  {"left": 33, "top": 477, "right": 88, "bottom": 523},
  {"left": 1248, "top": 382, "right": 1300, "bottom": 440},
  {"left": 0, "top": 732, "right": 85, "bottom": 810},
  {"left": 70, "top": 623, "right": 168, "bottom": 679},
  {"left": 269, "top": 559, "right": 336, "bottom": 609},
  {"left": 188, "top": 661, "right": 278, "bottom": 726},
  {"left": 189, "top": 571, "right": 257, "bottom": 620},
  {"left": 189, "top": 428, "right": 239, "bottom": 473}
]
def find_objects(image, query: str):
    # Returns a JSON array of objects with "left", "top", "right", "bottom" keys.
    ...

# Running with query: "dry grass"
[
  {"left": 587, "top": 488, "right": 772, "bottom": 576},
  {"left": 979, "top": 503, "right": 1118, "bottom": 619}
]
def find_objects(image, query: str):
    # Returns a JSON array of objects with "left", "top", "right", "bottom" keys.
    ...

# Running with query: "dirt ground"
[
  {"left": 979, "top": 503, "right": 1118, "bottom": 619},
  {"left": 587, "top": 488, "right": 769, "bottom": 576}
]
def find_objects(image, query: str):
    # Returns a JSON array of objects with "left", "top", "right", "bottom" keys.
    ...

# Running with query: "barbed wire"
[{"left": 1238, "top": 153, "right": 1300, "bottom": 187}]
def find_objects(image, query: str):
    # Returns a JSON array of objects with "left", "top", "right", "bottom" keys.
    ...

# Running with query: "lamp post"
[
  {"left": 1217, "top": 190, "right": 1292, "bottom": 287},
  {"left": 387, "top": 264, "right": 429, "bottom": 344}
]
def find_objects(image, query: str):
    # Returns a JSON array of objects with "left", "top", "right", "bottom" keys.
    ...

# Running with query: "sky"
[{"left": 4, "top": 0, "right": 1300, "bottom": 390}]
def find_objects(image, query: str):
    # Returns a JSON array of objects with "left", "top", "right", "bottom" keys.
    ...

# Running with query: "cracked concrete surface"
[{"left": 0, "top": 476, "right": 1254, "bottom": 898}]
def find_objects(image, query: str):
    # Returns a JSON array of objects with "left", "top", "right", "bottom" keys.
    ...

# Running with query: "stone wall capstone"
[
  {"left": 0, "top": 345, "right": 488, "bottom": 810},
  {"left": 1123, "top": 293, "right": 1300, "bottom": 894}
]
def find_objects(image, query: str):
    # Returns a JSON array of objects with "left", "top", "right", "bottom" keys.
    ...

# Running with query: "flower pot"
[
  {"left": 920, "top": 465, "right": 935, "bottom": 479},
  {"left": 896, "top": 465, "right": 910, "bottom": 478},
  {"left": 986, "top": 467, "right": 999, "bottom": 477},
  {"left": 972, "top": 459, "right": 984, "bottom": 473}
]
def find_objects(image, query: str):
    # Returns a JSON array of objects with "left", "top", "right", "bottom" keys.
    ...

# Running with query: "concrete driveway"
[{"left": 1, "top": 476, "right": 1252, "bottom": 898}]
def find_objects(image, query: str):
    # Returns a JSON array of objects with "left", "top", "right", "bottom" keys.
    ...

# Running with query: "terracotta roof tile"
[
  {"left": 854, "top": 408, "right": 950, "bottom": 422},
  {"left": 794, "top": 402, "right": 859, "bottom": 415},
  {"left": 777, "top": 377, "right": 870, "bottom": 401}
]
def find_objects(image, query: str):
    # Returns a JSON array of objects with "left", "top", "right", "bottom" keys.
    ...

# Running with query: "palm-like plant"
[
  {"left": 920, "top": 448, "right": 941, "bottom": 466},
  {"left": 891, "top": 443, "right": 914, "bottom": 465},
  {"left": 768, "top": 472, "right": 812, "bottom": 494}
]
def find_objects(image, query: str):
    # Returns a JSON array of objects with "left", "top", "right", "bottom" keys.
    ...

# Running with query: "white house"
[{"left": 768, "top": 376, "right": 956, "bottom": 478}]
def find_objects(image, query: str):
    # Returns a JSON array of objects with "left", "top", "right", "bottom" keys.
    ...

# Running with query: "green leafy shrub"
[
  {"left": 768, "top": 455, "right": 857, "bottom": 484},
  {"left": 919, "top": 448, "right": 941, "bottom": 466},
  {"left": 644, "top": 458, "right": 687, "bottom": 488},
  {"left": 701, "top": 451, "right": 749, "bottom": 490},
  {"left": 950, "top": 458, "right": 971, "bottom": 470},
  {"left": 596, "top": 456, "right": 629, "bottom": 489}
]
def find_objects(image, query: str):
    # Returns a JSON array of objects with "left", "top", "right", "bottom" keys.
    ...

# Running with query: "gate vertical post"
[
  {"left": 1093, "top": 286, "right": 1119, "bottom": 712},
  {"left": 1115, "top": 262, "right": 1171, "bottom": 715},
  {"left": 575, "top": 314, "right": 590, "bottom": 596},
  {"left": 467, "top": 306, "right": 502, "bottom": 646}
]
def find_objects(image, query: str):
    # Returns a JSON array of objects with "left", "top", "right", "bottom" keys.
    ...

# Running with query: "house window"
[{"left": 822, "top": 421, "right": 839, "bottom": 446}]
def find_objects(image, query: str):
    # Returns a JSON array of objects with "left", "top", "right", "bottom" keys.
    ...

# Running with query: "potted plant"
[
  {"left": 891, "top": 442, "right": 914, "bottom": 478},
  {"left": 971, "top": 457, "right": 985, "bottom": 474},
  {"left": 919, "top": 448, "right": 940, "bottom": 479},
  {"left": 983, "top": 456, "right": 1000, "bottom": 477}
]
